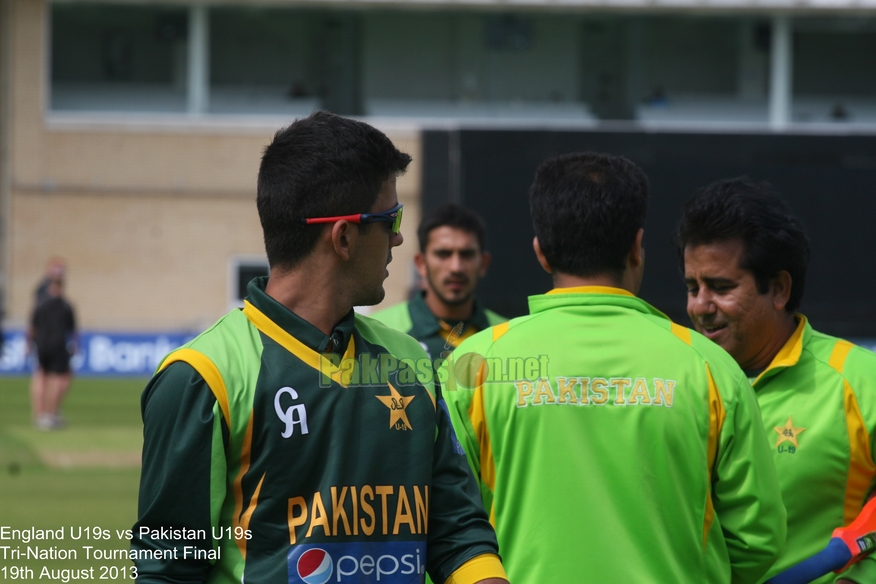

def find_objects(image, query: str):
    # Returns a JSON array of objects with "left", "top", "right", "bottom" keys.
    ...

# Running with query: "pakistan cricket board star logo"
[
  {"left": 774, "top": 416, "right": 806, "bottom": 453},
  {"left": 376, "top": 382, "right": 415, "bottom": 431}
]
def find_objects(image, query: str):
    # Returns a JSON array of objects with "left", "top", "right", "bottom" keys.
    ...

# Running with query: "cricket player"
[
  {"left": 677, "top": 177, "right": 876, "bottom": 584},
  {"left": 132, "top": 112, "right": 507, "bottom": 584},
  {"left": 371, "top": 204, "right": 505, "bottom": 362},
  {"left": 443, "top": 152, "right": 786, "bottom": 583}
]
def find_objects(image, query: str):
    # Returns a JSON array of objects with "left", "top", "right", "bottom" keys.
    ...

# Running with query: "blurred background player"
[
  {"left": 443, "top": 152, "right": 786, "bottom": 583},
  {"left": 34, "top": 257, "right": 67, "bottom": 305},
  {"left": 371, "top": 204, "right": 505, "bottom": 361},
  {"left": 28, "top": 275, "right": 77, "bottom": 430},
  {"left": 28, "top": 257, "right": 68, "bottom": 420},
  {"left": 677, "top": 177, "right": 876, "bottom": 584}
]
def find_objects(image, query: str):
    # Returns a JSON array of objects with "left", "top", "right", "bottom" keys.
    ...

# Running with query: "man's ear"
[
  {"left": 479, "top": 251, "right": 492, "bottom": 277},
  {"left": 533, "top": 237, "right": 552, "bottom": 274},
  {"left": 331, "top": 220, "right": 356, "bottom": 261},
  {"left": 628, "top": 228, "right": 645, "bottom": 269},
  {"left": 771, "top": 270, "right": 793, "bottom": 312},
  {"left": 413, "top": 251, "right": 427, "bottom": 280}
]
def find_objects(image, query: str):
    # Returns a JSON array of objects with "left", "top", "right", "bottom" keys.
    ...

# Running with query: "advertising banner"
[{"left": 0, "top": 330, "right": 195, "bottom": 376}]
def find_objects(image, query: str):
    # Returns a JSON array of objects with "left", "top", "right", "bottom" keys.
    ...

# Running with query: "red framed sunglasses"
[{"left": 302, "top": 203, "right": 404, "bottom": 235}]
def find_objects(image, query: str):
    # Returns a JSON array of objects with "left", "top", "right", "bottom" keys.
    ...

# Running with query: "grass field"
[{"left": 0, "top": 376, "right": 147, "bottom": 581}]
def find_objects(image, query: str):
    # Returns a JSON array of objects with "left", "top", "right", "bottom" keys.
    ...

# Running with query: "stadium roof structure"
[
  {"left": 195, "top": 0, "right": 876, "bottom": 15},
  {"left": 82, "top": 0, "right": 876, "bottom": 14}
]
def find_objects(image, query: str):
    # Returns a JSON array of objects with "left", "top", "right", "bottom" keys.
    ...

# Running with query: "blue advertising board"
[
  {"left": 2, "top": 329, "right": 873, "bottom": 377},
  {"left": 0, "top": 330, "right": 196, "bottom": 376}
]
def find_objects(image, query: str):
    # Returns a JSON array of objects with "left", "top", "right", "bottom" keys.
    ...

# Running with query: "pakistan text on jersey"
[
  {"left": 287, "top": 485, "right": 429, "bottom": 545},
  {"left": 516, "top": 377, "right": 675, "bottom": 408}
]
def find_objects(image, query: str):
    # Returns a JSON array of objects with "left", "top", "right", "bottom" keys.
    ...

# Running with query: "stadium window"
[
  {"left": 793, "top": 18, "right": 876, "bottom": 123},
  {"left": 51, "top": 4, "right": 190, "bottom": 113},
  {"left": 210, "top": 7, "right": 366, "bottom": 115},
  {"left": 229, "top": 257, "right": 269, "bottom": 310}
]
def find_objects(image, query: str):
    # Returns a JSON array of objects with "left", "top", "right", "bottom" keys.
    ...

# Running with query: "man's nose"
[{"left": 689, "top": 289, "right": 715, "bottom": 315}]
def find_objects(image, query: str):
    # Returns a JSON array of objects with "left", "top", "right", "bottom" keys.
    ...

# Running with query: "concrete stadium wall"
[{"left": 3, "top": 0, "right": 422, "bottom": 332}]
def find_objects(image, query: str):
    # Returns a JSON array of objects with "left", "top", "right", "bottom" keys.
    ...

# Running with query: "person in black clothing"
[
  {"left": 29, "top": 257, "right": 67, "bottom": 417},
  {"left": 28, "top": 277, "right": 77, "bottom": 430}
]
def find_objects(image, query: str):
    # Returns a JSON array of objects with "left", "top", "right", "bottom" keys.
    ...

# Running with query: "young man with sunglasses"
[{"left": 132, "top": 112, "right": 507, "bottom": 584}]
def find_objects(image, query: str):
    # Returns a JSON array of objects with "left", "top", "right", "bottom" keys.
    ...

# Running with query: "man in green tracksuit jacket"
[
  {"left": 371, "top": 204, "right": 505, "bottom": 362},
  {"left": 132, "top": 112, "right": 508, "bottom": 584},
  {"left": 678, "top": 178, "right": 876, "bottom": 584},
  {"left": 442, "top": 152, "right": 786, "bottom": 583}
]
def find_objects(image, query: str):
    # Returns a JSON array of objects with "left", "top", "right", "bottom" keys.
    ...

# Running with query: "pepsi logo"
[{"left": 297, "top": 548, "right": 333, "bottom": 584}]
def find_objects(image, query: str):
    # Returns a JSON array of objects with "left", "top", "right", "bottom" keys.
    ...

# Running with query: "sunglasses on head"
[{"left": 302, "top": 203, "right": 404, "bottom": 235}]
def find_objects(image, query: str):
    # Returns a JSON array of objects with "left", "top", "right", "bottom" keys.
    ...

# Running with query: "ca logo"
[{"left": 274, "top": 386, "right": 309, "bottom": 438}]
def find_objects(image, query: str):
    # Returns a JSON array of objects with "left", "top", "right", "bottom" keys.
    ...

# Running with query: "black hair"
[
  {"left": 256, "top": 111, "right": 411, "bottom": 269},
  {"left": 529, "top": 152, "right": 649, "bottom": 279},
  {"left": 417, "top": 204, "right": 487, "bottom": 253},
  {"left": 675, "top": 177, "right": 810, "bottom": 312}
]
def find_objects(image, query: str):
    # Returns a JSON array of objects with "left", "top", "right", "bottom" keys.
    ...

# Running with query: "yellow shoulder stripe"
[
  {"left": 829, "top": 339, "right": 854, "bottom": 375},
  {"left": 243, "top": 300, "right": 355, "bottom": 387},
  {"left": 232, "top": 411, "right": 258, "bottom": 559},
  {"left": 469, "top": 361, "right": 497, "bottom": 521},
  {"left": 826, "top": 337, "right": 876, "bottom": 522},
  {"left": 843, "top": 380, "right": 876, "bottom": 523},
  {"left": 443, "top": 553, "right": 507, "bottom": 584},
  {"left": 160, "top": 348, "right": 231, "bottom": 429},
  {"left": 703, "top": 364, "right": 726, "bottom": 550},
  {"left": 671, "top": 322, "right": 693, "bottom": 346},
  {"left": 491, "top": 321, "right": 510, "bottom": 342}
]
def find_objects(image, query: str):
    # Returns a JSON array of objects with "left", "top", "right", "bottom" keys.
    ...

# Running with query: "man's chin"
[
  {"left": 356, "top": 288, "right": 386, "bottom": 308},
  {"left": 435, "top": 291, "right": 472, "bottom": 307}
]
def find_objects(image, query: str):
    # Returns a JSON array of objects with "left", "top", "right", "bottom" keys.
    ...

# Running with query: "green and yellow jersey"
[
  {"left": 442, "top": 286, "right": 786, "bottom": 583},
  {"left": 132, "top": 277, "right": 505, "bottom": 584},
  {"left": 753, "top": 316, "right": 876, "bottom": 584},
  {"left": 370, "top": 292, "right": 506, "bottom": 362}
]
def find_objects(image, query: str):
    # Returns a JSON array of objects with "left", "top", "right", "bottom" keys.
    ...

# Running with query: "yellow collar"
[
  {"left": 546, "top": 286, "right": 634, "bottom": 297},
  {"left": 753, "top": 314, "right": 807, "bottom": 385}
]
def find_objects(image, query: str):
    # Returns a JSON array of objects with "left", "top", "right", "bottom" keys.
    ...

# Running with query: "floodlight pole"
[
  {"left": 769, "top": 15, "right": 792, "bottom": 130},
  {"left": 188, "top": 5, "right": 209, "bottom": 115}
]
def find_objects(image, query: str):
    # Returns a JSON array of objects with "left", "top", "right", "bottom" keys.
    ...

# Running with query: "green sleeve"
[
  {"left": 439, "top": 351, "right": 492, "bottom": 513},
  {"left": 835, "top": 348, "right": 876, "bottom": 584},
  {"left": 425, "top": 383, "right": 500, "bottom": 584},
  {"left": 368, "top": 302, "right": 413, "bottom": 334},
  {"left": 132, "top": 362, "right": 227, "bottom": 583},
  {"left": 838, "top": 555, "right": 876, "bottom": 583},
  {"left": 713, "top": 375, "right": 787, "bottom": 584}
]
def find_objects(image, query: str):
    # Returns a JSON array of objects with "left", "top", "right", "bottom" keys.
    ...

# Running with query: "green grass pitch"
[{"left": 0, "top": 376, "right": 147, "bottom": 581}]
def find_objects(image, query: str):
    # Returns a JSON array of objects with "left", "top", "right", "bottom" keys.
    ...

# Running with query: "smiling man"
[
  {"left": 132, "top": 112, "right": 507, "bottom": 584},
  {"left": 371, "top": 204, "right": 505, "bottom": 362},
  {"left": 677, "top": 177, "right": 876, "bottom": 584}
]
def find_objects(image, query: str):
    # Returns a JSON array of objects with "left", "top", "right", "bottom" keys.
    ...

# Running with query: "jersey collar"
[
  {"left": 243, "top": 276, "right": 356, "bottom": 355},
  {"left": 546, "top": 285, "right": 635, "bottom": 297},
  {"left": 751, "top": 314, "right": 808, "bottom": 387},
  {"left": 529, "top": 286, "right": 666, "bottom": 320},
  {"left": 408, "top": 290, "right": 492, "bottom": 338}
]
